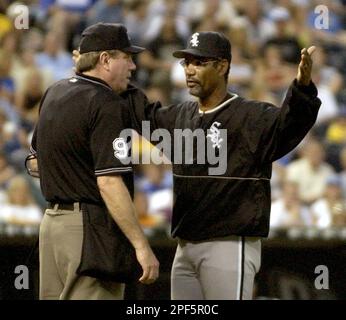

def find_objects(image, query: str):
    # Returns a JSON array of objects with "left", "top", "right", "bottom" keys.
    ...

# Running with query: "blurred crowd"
[{"left": 0, "top": 0, "right": 345, "bottom": 238}]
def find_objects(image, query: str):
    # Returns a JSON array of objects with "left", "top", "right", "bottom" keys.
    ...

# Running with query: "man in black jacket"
[{"left": 124, "top": 31, "right": 321, "bottom": 300}]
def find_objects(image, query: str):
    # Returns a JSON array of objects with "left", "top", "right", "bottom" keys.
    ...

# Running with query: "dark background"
[{"left": 1, "top": 233, "right": 345, "bottom": 300}]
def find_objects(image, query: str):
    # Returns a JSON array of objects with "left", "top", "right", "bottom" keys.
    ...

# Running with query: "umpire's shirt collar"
[
  {"left": 74, "top": 72, "right": 139, "bottom": 95},
  {"left": 75, "top": 72, "right": 113, "bottom": 91}
]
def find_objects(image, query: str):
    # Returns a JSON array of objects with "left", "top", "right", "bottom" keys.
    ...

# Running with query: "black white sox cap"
[{"left": 173, "top": 31, "right": 232, "bottom": 61}]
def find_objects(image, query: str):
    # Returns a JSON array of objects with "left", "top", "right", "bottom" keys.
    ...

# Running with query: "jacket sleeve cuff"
[{"left": 293, "top": 79, "right": 318, "bottom": 97}]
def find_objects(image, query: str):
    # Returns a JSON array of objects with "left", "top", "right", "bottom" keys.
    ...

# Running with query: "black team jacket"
[{"left": 122, "top": 80, "right": 321, "bottom": 241}]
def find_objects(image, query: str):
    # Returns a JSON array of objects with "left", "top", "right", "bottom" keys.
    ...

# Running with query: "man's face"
[
  {"left": 108, "top": 51, "right": 136, "bottom": 93},
  {"left": 305, "top": 142, "right": 325, "bottom": 167},
  {"left": 181, "top": 55, "right": 222, "bottom": 99}
]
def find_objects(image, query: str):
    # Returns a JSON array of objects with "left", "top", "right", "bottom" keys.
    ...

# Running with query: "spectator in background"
[
  {"left": 0, "top": 31, "right": 23, "bottom": 79},
  {"left": 86, "top": 0, "right": 124, "bottom": 27},
  {"left": 144, "top": 0, "right": 190, "bottom": 44},
  {"left": 135, "top": 163, "right": 172, "bottom": 220},
  {"left": 139, "top": 14, "right": 185, "bottom": 87},
  {"left": 227, "top": 45, "right": 253, "bottom": 95},
  {"left": 340, "top": 147, "right": 346, "bottom": 199},
  {"left": 312, "top": 46, "right": 343, "bottom": 95},
  {"left": 247, "top": 79, "right": 279, "bottom": 106},
  {"left": 15, "top": 67, "right": 44, "bottom": 125},
  {"left": 240, "top": 0, "right": 276, "bottom": 55},
  {"left": 11, "top": 28, "right": 52, "bottom": 94},
  {"left": 326, "top": 109, "right": 346, "bottom": 145},
  {"left": 39, "top": 0, "right": 96, "bottom": 50},
  {"left": 311, "top": 67, "right": 340, "bottom": 127},
  {"left": 270, "top": 161, "right": 287, "bottom": 201},
  {"left": 183, "top": 0, "right": 236, "bottom": 31},
  {"left": 311, "top": 175, "right": 346, "bottom": 228},
  {"left": 0, "top": 92, "right": 20, "bottom": 125},
  {"left": 134, "top": 190, "right": 167, "bottom": 235},
  {"left": 170, "top": 58, "right": 191, "bottom": 103},
  {"left": 137, "top": 164, "right": 173, "bottom": 194},
  {"left": 0, "top": 151, "right": 16, "bottom": 190},
  {"left": 0, "top": 3, "right": 12, "bottom": 39},
  {"left": 19, "top": 27, "right": 44, "bottom": 54},
  {"left": 34, "top": 31, "right": 74, "bottom": 83},
  {"left": 0, "top": 175, "right": 42, "bottom": 234},
  {"left": 323, "top": 108, "right": 346, "bottom": 172},
  {"left": 286, "top": 140, "right": 335, "bottom": 205},
  {"left": 266, "top": 6, "right": 302, "bottom": 65},
  {"left": 289, "top": 1, "right": 313, "bottom": 49},
  {"left": 0, "top": 49, "right": 15, "bottom": 103},
  {"left": 123, "top": 0, "right": 150, "bottom": 46},
  {"left": 270, "top": 181, "right": 313, "bottom": 228},
  {"left": 137, "top": 164, "right": 173, "bottom": 222},
  {"left": 186, "top": 0, "right": 236, "bottom": 32},
  {"left": 227, "top": 17, "right": 253, "bottom": 58},
  {"left": 255, "top": 44, "right": 293, "bottom": 101},
  {"left": 0, "top": 107, "right": 29, "bottom": 169}
]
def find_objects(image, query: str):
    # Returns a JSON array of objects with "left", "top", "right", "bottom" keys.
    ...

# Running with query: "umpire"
[{"left": 29, "top": 23, "right": 159, "bottom": 300}]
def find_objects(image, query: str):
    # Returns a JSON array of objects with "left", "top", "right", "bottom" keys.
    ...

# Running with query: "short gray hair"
[{"left": 75, "top": 50, "right": 118, "bottom": 73}]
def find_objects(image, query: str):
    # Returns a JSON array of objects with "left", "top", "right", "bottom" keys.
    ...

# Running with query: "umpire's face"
[
  {"left": 107, "top": 50, "right": 136, "bottom": 93},
  {"left": 182, "top": 54, "right": 228, "bottom": 99}
]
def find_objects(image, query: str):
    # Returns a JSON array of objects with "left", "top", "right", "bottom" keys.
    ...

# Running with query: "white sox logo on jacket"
[{"left": 207, "top": 121, "right": 223, "bottom": 149}]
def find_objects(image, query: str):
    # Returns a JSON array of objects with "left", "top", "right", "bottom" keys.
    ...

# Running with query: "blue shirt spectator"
[
  {"left": 87, "top": 0, "right": 124, "bottom": 26},
  {"left": 39, "top": 0, "right": 96, "bottom": 14},
  {"left": 34, "top": 32, "right": 74, "bottom": 82}
]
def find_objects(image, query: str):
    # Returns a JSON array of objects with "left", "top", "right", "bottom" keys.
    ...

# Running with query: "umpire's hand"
[
  {"left": 297, "top": 46, "right": 316, "bottom": 86},
  {"left": 136, "top": 246, "right": 160, "bottom": 284}
]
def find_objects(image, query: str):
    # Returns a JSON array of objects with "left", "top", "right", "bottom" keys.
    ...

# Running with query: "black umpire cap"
[
  {"left": 173, "top": 31, "right": 232, "bottom": 61},
  {"left": 78, "top": 22, "right": 145, "bottom": 54}
]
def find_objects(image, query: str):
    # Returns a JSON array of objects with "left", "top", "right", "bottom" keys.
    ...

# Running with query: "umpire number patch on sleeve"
[{"left": 113, "top": 138, "right": 128, "bottom": 160}]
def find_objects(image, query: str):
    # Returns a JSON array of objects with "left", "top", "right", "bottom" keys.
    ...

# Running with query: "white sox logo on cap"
[
  {"left": 173, "top": 31, "right": 232, "bottom": 60},
  {"left": 190, "top": 33, "right": 199, "bottom": 47}
]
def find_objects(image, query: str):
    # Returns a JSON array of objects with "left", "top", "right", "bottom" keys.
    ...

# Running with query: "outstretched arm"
[{"left": 257, "top": 46, "right": 321, "bottom": 163}]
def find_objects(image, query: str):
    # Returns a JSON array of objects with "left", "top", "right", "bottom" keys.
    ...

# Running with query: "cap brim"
[
  {"left": 122, "top": 45, "right": 145, "bottom": 54},
  {"left": 173, "top": 48, "right": 214, "bottom": 59}
]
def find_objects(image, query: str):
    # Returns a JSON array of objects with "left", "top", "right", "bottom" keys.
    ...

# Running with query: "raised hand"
[{"left": 297, "top": 46, "right": 316, "bottom": 86}]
